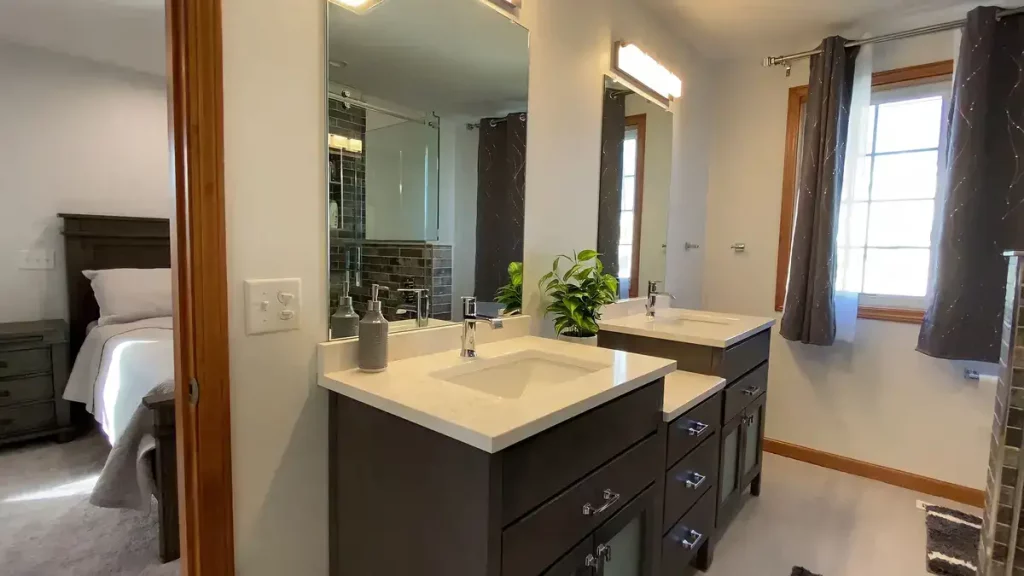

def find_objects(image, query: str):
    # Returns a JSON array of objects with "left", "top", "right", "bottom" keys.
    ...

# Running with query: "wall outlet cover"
[
  {"left": 19, "top": 249, "right": 56, "bottom": 270},
  {"left": 244, "top": 278, "right": 302, "bottom": 335}
]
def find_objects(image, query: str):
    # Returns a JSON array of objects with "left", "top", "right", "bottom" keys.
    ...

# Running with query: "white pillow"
[{"left": 82, "top": 268, "right": 173, "bottom": 326}]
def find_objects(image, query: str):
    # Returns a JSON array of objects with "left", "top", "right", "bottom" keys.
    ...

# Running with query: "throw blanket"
[{"left": 91, "top": 380, "right": 174, "bottom": 511}]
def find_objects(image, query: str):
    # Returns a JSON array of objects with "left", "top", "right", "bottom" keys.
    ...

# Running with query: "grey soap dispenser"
[
  {"left": 330, "top": 273, "right": 360, "bottom": 339},
  {"left": 358, "top": 284, "right": 389, "bottom": 372}
]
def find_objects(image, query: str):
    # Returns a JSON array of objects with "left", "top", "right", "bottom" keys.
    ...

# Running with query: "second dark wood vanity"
[{"left": 329, "top": 377, "right": 667, "bottom": 576}]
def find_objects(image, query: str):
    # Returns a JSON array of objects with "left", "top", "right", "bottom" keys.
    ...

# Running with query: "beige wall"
[
  {"left": 222, "top": 0, "right": 709, "bottom": 573},
  {"left": 702, "top": 28, "right": 998, "bottom": 489}
]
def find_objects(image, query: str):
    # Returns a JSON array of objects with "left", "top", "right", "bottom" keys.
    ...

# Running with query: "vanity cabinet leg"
[
  {"left": 750, "top": 473, "right": 762, "bottom": 497},
  {"left": 695, "top": 539, "right": 715, "bottom": 572}
]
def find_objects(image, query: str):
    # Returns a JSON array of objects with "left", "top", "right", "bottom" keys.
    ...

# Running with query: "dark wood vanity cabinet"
[{"left": 329, "top": 378, "right": 665, "bottom": 576}]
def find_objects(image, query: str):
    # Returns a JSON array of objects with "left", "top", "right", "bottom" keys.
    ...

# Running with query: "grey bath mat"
[
  {"left": 925, "top": 505, "right": 981, "bottom": 576},
  {"left": 792, "top": 568, "right": 822, "bottom": 576}
]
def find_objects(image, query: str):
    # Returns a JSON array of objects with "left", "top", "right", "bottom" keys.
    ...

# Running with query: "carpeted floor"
[{"left": 0, "top": 431, "right": 178, "bottom": 576}]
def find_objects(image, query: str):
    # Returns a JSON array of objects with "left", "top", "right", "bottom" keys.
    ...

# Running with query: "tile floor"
[{"left": 704, "top": 453, "right": 981, "bottom": 576}]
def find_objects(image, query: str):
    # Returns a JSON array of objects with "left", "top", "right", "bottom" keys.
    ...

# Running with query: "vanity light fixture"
[
  {"left": 480, "top": 0, "right": 521, "bottom": 19},
  {"left": 611, "top": 42, "right": 682, "bottom": 108},
  {"left": 328, "top": 134, "right": 363, "bottom": 153},
  {"left": 328, "top": 0, "right": 386, "bottom": 15}
]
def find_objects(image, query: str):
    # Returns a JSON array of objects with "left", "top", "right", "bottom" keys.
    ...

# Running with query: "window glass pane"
[
  {"left": 871, "top": 151, "right": 939, "bottom": 200},
  {"left": 837, "top": 202, "right": 869, "bottom": 248},
  {"left": 836, "top": 247, "right": 865, "bottom": 292},
  {"left": 851, "top": 155, "right": 872, "bottom": 201},
  {"left": 866, "top": 200, "right": 934, "bottom": 247},
  {"left": 863, "top": 248, "right": 930, "bottom": 296},
  {"left": 622, "top": 136, "right": 637, "bottom": 178},
  {"left": 874, "top": 97, "right": 943, "bottom": 153},
  {"left": 619, "top": 211, "right": 634, "bottom": 246},
  {"left": 621, "top": 177, "right": 635, "bottom": 211},
  {"left": 617, "top": 245, "right": 632, "bottom": 279}
]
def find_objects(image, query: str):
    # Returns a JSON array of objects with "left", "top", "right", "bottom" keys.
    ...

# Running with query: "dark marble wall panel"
[{"left": 597, "top": 90, "right": 626, "bottom": 277}]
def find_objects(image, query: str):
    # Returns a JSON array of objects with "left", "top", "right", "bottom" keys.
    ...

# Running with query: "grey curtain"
[
  {"left": 597, "top": 89, "right": 627, "bottom": 278},
  {"left": 474, "top": 113, "right": 527, "bottom": 301},
  {"left": 918, "top": 7, "right": 1024, "bottom": 362},
  {"left": 780, "top": 36, "right": 859, "bottom": 345}
]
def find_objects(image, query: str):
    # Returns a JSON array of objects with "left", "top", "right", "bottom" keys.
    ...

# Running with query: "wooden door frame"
[
  {"left": 625, "top": 114, "right": 646, "bottom": 299},
  {"left": 166, "top": 0, "right": 235, "bottom": 574}
]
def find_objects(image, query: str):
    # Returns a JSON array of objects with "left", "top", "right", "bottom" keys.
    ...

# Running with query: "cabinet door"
[
  {"left": 717, "top": 413, "right": 742, "bottom": 507},
  {"left": 740, "top": 392, "right": 767, "bottom": 487},
  {"left": 541, "top": 535, "right": 597, "bottom": 576},
  {"left": 593, "top": 485, "right": 658, "bottom": 576}
]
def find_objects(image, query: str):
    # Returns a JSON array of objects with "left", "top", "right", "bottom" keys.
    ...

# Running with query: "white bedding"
[{"left": 64, "top": 316, "right": 174, "bottom": 444}]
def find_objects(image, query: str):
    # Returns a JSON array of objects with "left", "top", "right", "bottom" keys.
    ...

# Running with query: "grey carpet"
[
  {"left": 0, "top": 431, "right": 179, "bottom": 576},
  {"left": 925, "top": 505, "right": 980, "bottom": 576}
]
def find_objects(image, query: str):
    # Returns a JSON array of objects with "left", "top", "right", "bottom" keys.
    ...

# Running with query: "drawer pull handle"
[
  {"left": 597, "top": 542, "right": 612, "bottom": 561},
  {"left": 742, "top": 386, "right": 762, "bottom": 396},
  {"left": 0, "top": 418, "right": 13, "bottom": 427},
  {"left": 584, "top": 554, "right": 599, "bottom": 569},
  {"left": 582, "top": 489, "right": 620, "bottom": 516},
  {"left": 684, "top": 421, "right": 709, "bottom": 437},
  {"left": 743, "top": 415, "right": 755, "bottom": 426},
  {"left": 676, "top": 471, "right": 707, "bottom": 490},
  {"left": 674, "top": 528, "right": 704, "bottom": 550}
]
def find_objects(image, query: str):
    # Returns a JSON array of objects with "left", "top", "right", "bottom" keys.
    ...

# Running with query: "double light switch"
[{"left": 244, "top": 278, "right": 302, "bottom": 335}]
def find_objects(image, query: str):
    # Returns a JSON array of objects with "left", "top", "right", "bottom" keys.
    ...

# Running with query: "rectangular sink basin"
[
  {"left": 655, "top": 310, "right": 737, "bottom": 325},
  {"left": 430, "top": 350, "right": 608, "bottom": 399}
]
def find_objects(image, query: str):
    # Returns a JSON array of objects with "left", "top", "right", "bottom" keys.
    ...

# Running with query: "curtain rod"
[
  {"left": 763, "top": 6, "right": 1024, "bottom": 68},
  {"left": 327, "top": 91, "right": 438, "bottom": 128}
]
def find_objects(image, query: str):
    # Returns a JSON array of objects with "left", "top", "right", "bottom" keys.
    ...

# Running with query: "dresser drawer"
[
  {"left": 661, "top": 488, "right": 716, "bottom": 574},
  {"left": 663, "top": 432, "right": 719, "bottom": 532},
  {"left": 723, "top": 362, "right": 768, "bottom": 424},
  {"left": 501, "top": 434, "right": 659, "bottom": 576},
  {"left": 501, "top": 381, "right": 663, "bottom": 525},
  {"left": 716, "top": 329, "right": 770, "bottom": 383},
  {"left": 0, "top": 375, "right": 54, "bottom": 407},
  {"left": 0, "top": 402, "right": 56, "bottom": 437},
  {"left": 666, "top": 393, "right": 722, "bottom": 468},
  {"left": 0, "top": 348, "right": 51, "bottom": 379}
]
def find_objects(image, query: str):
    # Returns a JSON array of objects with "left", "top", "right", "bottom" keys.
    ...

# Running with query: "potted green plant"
[
  {"left": 539, "top": 250, "right": 618, "bottom": 345},
  {"left": 494, "top": 261, "right": 523, "bottom": 316}
]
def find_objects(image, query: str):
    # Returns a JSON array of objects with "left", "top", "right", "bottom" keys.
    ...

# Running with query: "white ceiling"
[
  {"left": 328, "top": 0, "right": 529, "bottom": 118},
  {"left": 0, "top": 0, "right": 165, "bottom": 76},
  {"left": 636, "top": 0, "right": 992, "bottom": 59}
]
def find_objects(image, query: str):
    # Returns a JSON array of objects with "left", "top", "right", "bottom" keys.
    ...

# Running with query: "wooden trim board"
[{"left": 763, "top": 439, "right": 984, "bottom": 508}]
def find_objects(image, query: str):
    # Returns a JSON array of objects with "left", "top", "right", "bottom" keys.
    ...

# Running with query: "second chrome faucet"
[{"left": 461, "top": 296, "right": 503, "bottom": 357}]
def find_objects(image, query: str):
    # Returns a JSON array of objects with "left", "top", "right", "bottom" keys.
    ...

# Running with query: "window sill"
[{"left": 773, "top": 305, "right": 925, "bottom": 324}]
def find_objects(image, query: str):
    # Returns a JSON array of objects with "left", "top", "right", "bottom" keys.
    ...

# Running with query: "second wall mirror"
[{"left": 326, "top": 0, "right": 529, "bottom": 339}]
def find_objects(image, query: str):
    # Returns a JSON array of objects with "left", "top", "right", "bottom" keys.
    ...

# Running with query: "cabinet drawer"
[
  {"left": 663, "top": 433, "right": 719, "bottom": 533},
  {"left": 0, "top": 402, "right": 56, "bottom": 437},
  {"left": 666, "top": 393, "right": 722, "bottom": 468},
  {"left": 661, "top": 488, "right": 716, "bottom": 574},
  {"left": 502, "top": 434, "right": 660, "bottom": 576},
  {"left": 502, "top": 381, "right": 663, "bottom": 525},
  {"left": 0, "top": 375, "right": 54, "bottom": 407},
  {"left": 0, "top": 348, "right": 50, "bottom": 379},
  {"left": 716, "top": 330, "right": 770, "bottom": 383},
  {"left": 723, "top": 363, "right": 768, "bottom": 424}
]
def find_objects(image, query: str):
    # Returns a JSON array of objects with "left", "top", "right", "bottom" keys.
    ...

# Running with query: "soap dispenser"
[
  {"left": 330, "top": 273, "right": 359, "bottom": 339},
  {"left": 358, "top": 284, "right": 389, "bottom": 372}
]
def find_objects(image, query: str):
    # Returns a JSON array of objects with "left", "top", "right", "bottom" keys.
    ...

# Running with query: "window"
[
  {"left": 775, "top": 60, "right": 954, "bottom": 323},
  {"left": 618, "top": 115, "right": 646, "bottom": 299}
]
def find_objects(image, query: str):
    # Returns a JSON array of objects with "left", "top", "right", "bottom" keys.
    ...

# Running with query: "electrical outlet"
[
  {"left": 19, "top": 249, "right": 55, "bottom": 270},
  {"left": 244, "top": 278, "right": 302, "bottom": 335}
]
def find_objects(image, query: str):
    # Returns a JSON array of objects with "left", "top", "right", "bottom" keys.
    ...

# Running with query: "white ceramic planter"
[{"left": 557, "top": 333, "right": 598, "bottom": 346}]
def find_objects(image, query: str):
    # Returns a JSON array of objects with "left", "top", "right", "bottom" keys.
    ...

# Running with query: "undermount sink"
[
  {"left": 430, "top": 350, "right": 608, "bottom": 399},
  {"left": 653, "top": 310, "right": 738, "bottom": 325}
]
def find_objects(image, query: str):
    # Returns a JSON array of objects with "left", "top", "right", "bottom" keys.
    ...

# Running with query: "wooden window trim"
[
  {"left": 774, "top": 60, "right": 953, "bottom": 324},
  {"left": 625, "top": 114, "right": 646, "bottom": 298}
]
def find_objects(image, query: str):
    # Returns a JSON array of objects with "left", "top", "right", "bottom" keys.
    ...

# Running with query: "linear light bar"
[{"left": 612, "top": 42, "right": 683, "bottom": 107}]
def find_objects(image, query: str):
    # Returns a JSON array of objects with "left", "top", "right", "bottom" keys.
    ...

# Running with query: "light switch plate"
[
  {"left": 244, "top": 278, "right": 302, "bottom": 335},
  {"left": 19, "top": 249, "right": 55, "bottom": 270}
]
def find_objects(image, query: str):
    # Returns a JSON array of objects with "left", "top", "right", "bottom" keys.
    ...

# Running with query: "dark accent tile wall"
[
  {"left": 981, "top": 254, "right": 1024, "bottom": 576},
  {"left": 328, "top": 236, "right": 454, "bottom": 323},
  {"left": 328, "top": 99, "right": 366, "bottom": 239}
]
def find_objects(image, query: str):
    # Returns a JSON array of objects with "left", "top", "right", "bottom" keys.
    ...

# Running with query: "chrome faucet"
[
  {"left": 396, "top": 288, "right": 431, "bottom": 328},
  {"left": 461, "top": 296, "right": 503, "bottom": 358},
  {"left": 646, "top": 281, "right": 675, "bottom": 319}
]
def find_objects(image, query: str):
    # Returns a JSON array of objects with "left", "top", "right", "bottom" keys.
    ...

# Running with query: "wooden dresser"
[{"left": 0, "top": 320, "right": 74, "bottom": 446}]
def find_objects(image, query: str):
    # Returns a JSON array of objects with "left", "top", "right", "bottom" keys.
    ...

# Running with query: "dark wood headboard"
[{"left": 60, "top": 213, "right": 171, "bottom": 361}]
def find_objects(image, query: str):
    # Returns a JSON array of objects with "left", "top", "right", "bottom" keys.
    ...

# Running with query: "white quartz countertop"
[
  {"left": 599, "top": 308, "right": 775, "bottom": 348},
  {"left": 662, "top": 371, "right": 727, "bottom": 422},
  {"left": 318, "top": 336, "right": 676, "bottom": 453}
]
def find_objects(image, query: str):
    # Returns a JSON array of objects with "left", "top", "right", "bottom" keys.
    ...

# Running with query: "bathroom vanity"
[
  {"left": 599, "top": 307, "right": 775, "bottom": 572},
  {"left": 320, "top": 332, "right": 676, "bottom": 576}
]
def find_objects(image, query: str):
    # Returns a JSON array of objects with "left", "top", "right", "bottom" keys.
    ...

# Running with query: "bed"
[{"left": 58, "top": 213, "right": 180, "bottom": 563}]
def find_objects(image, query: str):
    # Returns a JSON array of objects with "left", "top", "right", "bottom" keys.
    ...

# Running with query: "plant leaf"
[{"left": 578, "top": 249, "right": 598, "bottom": 262}]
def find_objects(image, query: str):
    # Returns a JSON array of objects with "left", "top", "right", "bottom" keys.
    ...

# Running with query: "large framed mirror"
[
  {"left": 326, "top": 0, "right": 529, "bottom": 339},
  {"left": 597, "top": 76, "right": 673, "bottom": 301}
]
